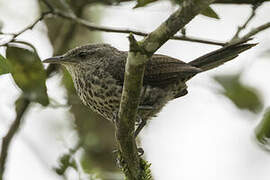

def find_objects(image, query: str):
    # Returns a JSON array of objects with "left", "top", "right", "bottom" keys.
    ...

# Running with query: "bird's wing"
[
  {"left": 144, "top": 54, "right": 201, "bottom": 87},
  {"left": 106, "top": 52, "right": 201, "bottom": 87}
]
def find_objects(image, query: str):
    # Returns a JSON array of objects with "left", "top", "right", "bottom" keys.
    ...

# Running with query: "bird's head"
[{"left": 43, "top": 43, "right": 116, "bottom": 66}]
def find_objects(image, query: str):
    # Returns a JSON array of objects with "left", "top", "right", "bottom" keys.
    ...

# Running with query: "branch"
[
  {"left": 232, "top": 4, "right": 260, "bottom": 40},
  {"left": 14, "top": 11, "right": 52, "bottom": 39},
  {"left": 0, "top": 11, "right": 52, "bottom": 47},
  {"left": 0, "top": 62, "right": 58, "bottom": 180},
  {"left": 116, "top": 0, "right": 215, "bottom": 179},
  {"left": 52, "top": 9, "right": 225, "bottom": 46},
  {"left": 40, "top": 0, "right": 224, "bottom": 46},
  {"left": 1, "top": 1, "right": 268, "bottom": 179},
  {"left": 0, "top": 59, "right": 58, "bottom": 179},
  {"left": 140, "top": 0, "right": 216, "bottom": 54},
  {"left": 0, "top": 97, "right": 30, "bottom": 180},
  {"left": 0, "top": 0, "right": 225, "bottom": 47},
  {"left": 241, "top": 21, "right": 270, "bottom": 40},
  {"left": 227, "top": 2, "right": 270, "bottom": 44},
  {"left": 0, "top": 1, "right": 70, "bottom": 179},
  {"left": 230, "top": 21, "right": 270, "bottom": 45}
]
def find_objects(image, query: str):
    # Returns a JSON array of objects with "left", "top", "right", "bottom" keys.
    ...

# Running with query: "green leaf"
[
  {"left": 0, "top": 54, "right": 11, "bottom": 75},
  {"left": 255, "top": 108, "right": 270, "bottom": 147},
  {"left": 201, "top": 6, "right": 220, "bottom": 19},
  {"left": 134, "top": 0, "right": 158, "bottom": 8},
  {"left": 6, "top": 47, "right": 49, "bottom": 106},
  {"left": 214, "top": 74, "right": 263, "bottom": 113},
  {"left": 54, "top": 154, "right": 71, "bottom": 175}
]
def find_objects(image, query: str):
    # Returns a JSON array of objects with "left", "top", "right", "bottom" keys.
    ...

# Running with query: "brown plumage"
[{"left": 43, "top": 41, "right": 256, "bottom": 135}]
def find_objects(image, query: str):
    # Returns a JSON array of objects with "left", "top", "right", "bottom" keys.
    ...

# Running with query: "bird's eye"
[{"left": 78, "top": 52, "right": 88, "bottom": 58}]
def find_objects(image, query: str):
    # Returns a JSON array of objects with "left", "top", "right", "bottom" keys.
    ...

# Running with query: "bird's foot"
[{"left": 137, "top": 147, "right": 144, "bottom": 156}]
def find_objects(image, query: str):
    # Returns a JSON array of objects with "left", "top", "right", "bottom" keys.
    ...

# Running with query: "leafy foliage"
[
  {"left": 255, "top": 108, "right": 270, "bottom": 146},
  {"left": 0, "top": 54, "right": 11, "bottom": 75},
  {"left": 54, "top": 153, "right": 78, "bottom": 175},
  {"left": 201, "top": 6, "right": 220, "bottom": 19},
  {"left": 6, "top": 47, "right": 49, "bottom": 106},
  {"left": 214, "top": 74, "right": 263, "bottom": 113}
]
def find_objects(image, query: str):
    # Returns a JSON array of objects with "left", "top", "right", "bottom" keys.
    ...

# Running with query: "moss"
[
  {"left": 117, "top": 151, "right": 152, "bottom": 180},
  {"left": 139, "top": 158, "right": 153, "bottom": 180}
]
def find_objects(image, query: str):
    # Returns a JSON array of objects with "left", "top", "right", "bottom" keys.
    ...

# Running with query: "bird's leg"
[
  {"left": 134, "top": 116, "right": 147, "bottom": 137},
  {"left": 138, "top": 85, "right": 157, "bottom": 111},
  {"left": 112, "top": 110, "right": 120, "bottom": 125},
  {"left": 133, "top": 116, "right": 147, "bottom": 156},
  {"left": 138, "top": 105, "right": 157, "bottom": 110},
  {"left": 134, "top": 117, "right": 146, "bottom": 156},
  {"left": 112, "top": 149, "right": 123, "bottom": 169},
  {"left": 113, "top": 111, "right": 145, "bottom": 139},
  {"left": 112, "top": 112, "right": 145, "bottom": 157},
  {"left": 112, "top": 112, "right": 127, "bottom": 167}
]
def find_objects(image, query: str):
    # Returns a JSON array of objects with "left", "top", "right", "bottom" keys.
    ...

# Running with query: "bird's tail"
[{"left": 188, "top": 39, "right": 257, "bottom": 72}]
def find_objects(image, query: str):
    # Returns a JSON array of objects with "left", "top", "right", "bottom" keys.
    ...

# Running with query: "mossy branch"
[{"left": 116, "top": 0, "right": 215, "bottom": 179}]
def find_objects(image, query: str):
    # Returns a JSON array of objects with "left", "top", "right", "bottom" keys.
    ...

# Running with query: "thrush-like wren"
[{"left": 43, "top": 41, "right": 255, "bottom": 136}]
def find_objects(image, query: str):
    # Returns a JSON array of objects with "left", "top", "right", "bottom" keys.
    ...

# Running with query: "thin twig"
[
  {"left": 241, "top": 21, "right": 270, "bottom": 40},
  {"left": 37, "top": 0, "right": 270, "bottom": 47},
  {"left": 0, "top": 97, "right": 30, "bottom": 180},
  {"left": 0, "top": 1, "right": 226, "bottom": 47},
  {"left": 40, "top": 0, "right": 225, "bottom": 46},
  {"left": 230, "top": 21, "right": 270, "bottom": 45},
  {"left": 0, "top": 11, "right": 52, "bottom": 47},
  {"left": 52, "top": 9, "right": 225, "bottom": 46},
  {"left": 14, "top": 11, "right": 52, "bottom": 39},
  {"left": 232, "top": 4, "right": 259, "bottom": 40}
]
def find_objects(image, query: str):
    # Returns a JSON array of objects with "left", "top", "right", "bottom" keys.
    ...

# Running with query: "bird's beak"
[
  {"left": 43, "top": 55, "right": 65, "bottom": 64},
  {"left": 43, "top": 55, "right": 77, "bottom": 64}
]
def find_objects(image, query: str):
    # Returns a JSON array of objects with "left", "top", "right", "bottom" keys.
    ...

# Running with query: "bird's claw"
[{"left": 137, "top": 147, "right": 144, "bottom": 156}]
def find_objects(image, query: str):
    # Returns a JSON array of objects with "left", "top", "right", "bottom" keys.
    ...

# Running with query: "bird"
[{"left": 43, "top": 40, "right": 255, "bottom": 136}]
